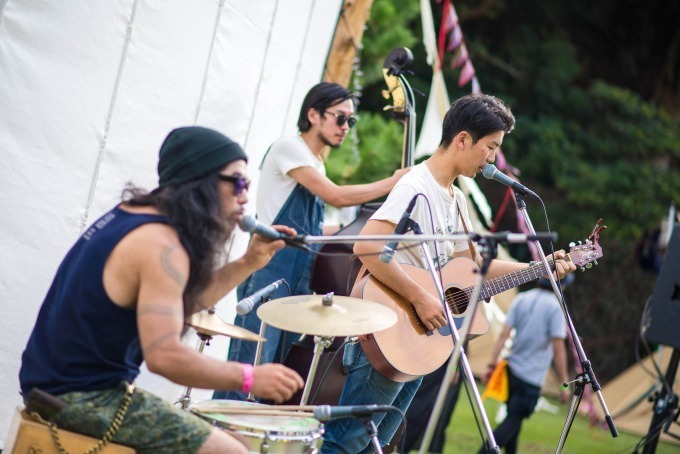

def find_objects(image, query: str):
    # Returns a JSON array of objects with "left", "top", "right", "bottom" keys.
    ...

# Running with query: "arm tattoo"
[
  {"left": 160, "top": 244, "right": 187, "bottom": 286},
  {"left": 138, "top": 305, "right": 183, "bottom": 318},
  {"left": 143, "top": 330, "right": 180, "bottom": 357}
]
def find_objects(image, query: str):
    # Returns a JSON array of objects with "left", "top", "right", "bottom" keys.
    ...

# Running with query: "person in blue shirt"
[{"left": 479, "top": 274, "right": 574, "bottom": 454}]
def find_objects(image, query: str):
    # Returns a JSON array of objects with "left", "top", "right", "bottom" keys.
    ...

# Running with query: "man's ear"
[
  {"left": 308, "top": 108, "right": 322, "bottom": 127},
  {"left": 454, "top": 131, "right": 469, "bottom": 150}
]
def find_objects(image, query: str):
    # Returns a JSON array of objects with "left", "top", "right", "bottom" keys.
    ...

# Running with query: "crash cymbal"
[
  {"left": 187, "top": 311, "right": 265, "bottom": 342},
  {"left": 256, "top": 293, "right": 397, "bottom": 336}
]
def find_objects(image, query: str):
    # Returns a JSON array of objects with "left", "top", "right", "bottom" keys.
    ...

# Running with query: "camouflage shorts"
[{"left": 49, "top": 382, "right": 212, "bottom": 453}]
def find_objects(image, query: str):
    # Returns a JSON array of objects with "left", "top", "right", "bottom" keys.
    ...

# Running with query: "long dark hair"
[{"left": 123, "top": 172, "right": 232, "bottom": 321}]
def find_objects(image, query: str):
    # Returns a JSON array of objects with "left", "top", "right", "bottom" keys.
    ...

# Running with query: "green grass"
[{"left": 407, "top": 385, "right": 679, "bottom": 453}]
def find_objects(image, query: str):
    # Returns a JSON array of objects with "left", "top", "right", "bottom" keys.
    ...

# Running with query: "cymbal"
[
  {"left": 186, "top": 311, "right": 265, "bottom": 342},
  {"left": 257, "top": 294, "right": 397, "bottom": 336}
]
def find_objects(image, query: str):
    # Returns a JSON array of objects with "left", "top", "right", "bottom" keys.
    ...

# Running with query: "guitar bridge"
[{"left": 411, "top": 306, "right": 434, "bottom": 336}]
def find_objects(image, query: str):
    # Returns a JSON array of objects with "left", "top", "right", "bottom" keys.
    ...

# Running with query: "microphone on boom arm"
[
  {"left": 313, "top": 404, "right": 394, "bottom": 422},
  {"left": 379, "top": 194, "right": 419, "bottom": 264},
  {"left": 235, "top": 279, "right": 286, "bottom": 315},
  {"left": 482, "top": 164, "right": 540, "bottom": 199}
]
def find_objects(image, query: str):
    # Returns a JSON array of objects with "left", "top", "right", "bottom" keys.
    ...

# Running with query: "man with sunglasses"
[
  {"left": 19, "top": 126, "right": 304, "bottom": 452},
  {"left": 218, "top": 82, "right": 410, "bottom": 401}
]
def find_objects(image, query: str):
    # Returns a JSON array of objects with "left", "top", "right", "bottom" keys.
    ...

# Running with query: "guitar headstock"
[{"left": 567, "top": 219, "right": 607, "bottom": 271}]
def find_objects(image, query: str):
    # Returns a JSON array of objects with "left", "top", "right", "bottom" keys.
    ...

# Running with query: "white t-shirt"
[
  {"left": 371, "top": 162, "right": 472, "bottom": 270},
  {"left": 256, "top": 135, "right": 326, "bottom": 226}
]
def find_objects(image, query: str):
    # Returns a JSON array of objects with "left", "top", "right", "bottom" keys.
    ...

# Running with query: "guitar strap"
[
  {"left": 352, "top": 261, "right": 369, "bottom": 290},
  {"left": 456, "top": 200, "right": 477, "bottom": 259}
]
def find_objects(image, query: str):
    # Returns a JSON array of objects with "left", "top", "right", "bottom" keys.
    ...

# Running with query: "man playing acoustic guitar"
[{"left": 321, "top": 93, "right": 576, "bottom": 453}]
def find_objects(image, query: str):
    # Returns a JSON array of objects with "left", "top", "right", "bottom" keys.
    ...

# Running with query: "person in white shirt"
[{"left": 216, "top": 82, "right": 410, "bottom": 401}]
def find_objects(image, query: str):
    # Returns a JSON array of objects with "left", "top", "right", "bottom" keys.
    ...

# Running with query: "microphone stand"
[
  {"left": 416, "top": 224, "right": 500, "bottom": 454},
  {"left": 362, "top": 417, "right": 383, "bottom": 454},
  {"left": 513, "top": 193, "right": 618, "bottom": 453}
]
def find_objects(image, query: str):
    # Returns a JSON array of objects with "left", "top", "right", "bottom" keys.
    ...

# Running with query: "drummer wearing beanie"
[{"left": 19, "top": 126, "right": 304, "bottom": 453}]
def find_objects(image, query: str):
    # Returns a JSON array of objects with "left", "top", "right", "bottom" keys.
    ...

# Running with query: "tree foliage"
[{"left": 325, "top": 0, "right": 680, "bottom": 381}]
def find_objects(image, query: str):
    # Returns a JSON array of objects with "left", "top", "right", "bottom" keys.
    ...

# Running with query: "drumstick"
[
  {"left": 193, "top": 408, "right": 314, "bottom": 418},
  {"left": 192, "top": 404, "right": 315, "bottom": 411}
]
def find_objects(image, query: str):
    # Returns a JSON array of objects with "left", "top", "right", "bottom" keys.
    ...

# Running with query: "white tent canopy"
[{"left": 0, "top": 0, "right": 343, "bottom": 444}]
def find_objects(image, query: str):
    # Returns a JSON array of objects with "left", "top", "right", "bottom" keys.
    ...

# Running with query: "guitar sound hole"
[{"left": 445, "top": 287, "right": 468, "bottom": 315}]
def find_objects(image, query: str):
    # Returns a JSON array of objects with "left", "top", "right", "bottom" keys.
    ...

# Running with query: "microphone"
[
  {"left": 239, "top": 215, "right": 284, "bottom": 240},
  {"left": 379, "top": 195, "right": 418, "bottom": 263},
  {"left": 482, "top": 164, "right": 539, "bottom": 199},
  {"left": 313, "top": 404, "right": 393, "bottom": 422},
  {"left": 238, "top": 216, "right": 307, "bottom": 248},
  {"left": 235, "top": 279, "right": 285, "bottom": 315}
]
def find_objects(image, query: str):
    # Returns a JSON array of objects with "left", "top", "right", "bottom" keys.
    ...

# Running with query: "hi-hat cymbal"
[
  {"left": 187, "top": 311, "right": 265, "bottom": 342},
  {"left": 256, "top": 293, "right": 397, "bottom": 336}
]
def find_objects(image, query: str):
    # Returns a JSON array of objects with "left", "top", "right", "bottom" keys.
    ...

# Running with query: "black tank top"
[{"left": 20, "top": 206, "right": 168, "bottom": 397}]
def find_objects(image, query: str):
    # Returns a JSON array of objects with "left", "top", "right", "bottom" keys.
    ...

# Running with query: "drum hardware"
[
  {"left": 177, "top": 309, "right": 265, "bottom": 409},
  {"left": 176, "top": 331, "right": 213, "bottom": 410},
  {"left": 191, "top": 400, "right": 323, "bottom": 453},
  {"left": 257, "top": 292, "right": 397, "bottom": 406},
  {"left": 247, "top": 315, "right": 268, "bottom": 401},
  {"left": 300, "top": 336, "right": 334, "bottom": 405},
  {"left": 186, "top": 309, "right": 265, "bottom": 341}
]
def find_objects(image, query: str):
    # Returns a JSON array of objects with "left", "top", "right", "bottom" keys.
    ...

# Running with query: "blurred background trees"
[{"left": 326, "top": 0, "right": 680, "bottom": 381}]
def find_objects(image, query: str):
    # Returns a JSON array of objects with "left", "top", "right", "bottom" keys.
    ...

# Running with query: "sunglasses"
[
  {"left": 324, "top": 111, "right": 357, "bottom": 128},
  {"left": 217, "top": 174, "right": 251, "bottom": 194}
]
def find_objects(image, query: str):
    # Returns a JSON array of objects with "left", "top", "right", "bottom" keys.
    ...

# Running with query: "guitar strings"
[{"left": 442, "top": 259, "right": 561, "bottom": 312}]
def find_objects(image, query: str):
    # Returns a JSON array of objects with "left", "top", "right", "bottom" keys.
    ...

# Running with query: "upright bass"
[{"left": 309, "top": 47, "right": 417, "bottom": 296}]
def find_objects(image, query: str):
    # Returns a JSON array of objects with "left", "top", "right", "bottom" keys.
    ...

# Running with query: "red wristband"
[{"left": 240, "top": 363, "right": 254, "bottom": 393}]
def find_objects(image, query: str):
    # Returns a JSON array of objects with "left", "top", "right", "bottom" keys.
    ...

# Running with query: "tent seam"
[
  {"left": 242, "top": 0, "right": 281, "bottom": 151},
  {"left": 194, "top": 0, "right": 226, "bottom": 125},
  {"left": 81, "top": 0, "right": 140, "bottom": 232},
  {"left": 280, "top": 0, "right": 321, "bottom": 137}
]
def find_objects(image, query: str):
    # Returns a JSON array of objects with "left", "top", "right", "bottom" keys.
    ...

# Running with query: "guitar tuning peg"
[
  {"left": 594, "top": 260, "right": 598, "bottom": 266},
  {"left": 578, "top": 240, "right": 582, "bottom": 245},
  {"left": 579, "top": 267, "right": 586, "bottom": 272},
  {"left": 569, "top": 242, "right": 575, "bottom": 248},
  {"left": 586, "top": 263, "right": 592, "bottom": 269}
]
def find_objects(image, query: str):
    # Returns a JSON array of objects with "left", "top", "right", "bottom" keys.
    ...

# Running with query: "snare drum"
[{"left": 191, "top": 400, "right": 323, "bottom": 453}]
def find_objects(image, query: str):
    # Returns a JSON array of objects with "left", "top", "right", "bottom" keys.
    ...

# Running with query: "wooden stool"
[{"left": 4, "top": 407, "right": 136, "bottom": 453}]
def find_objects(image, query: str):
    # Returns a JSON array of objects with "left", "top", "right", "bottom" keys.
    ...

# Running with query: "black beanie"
[{"left": 157, "top": 126, "right": 247, "bottom": 187}]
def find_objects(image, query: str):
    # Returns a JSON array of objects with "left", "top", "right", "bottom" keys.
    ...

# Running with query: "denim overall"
[{"left": 214, "top": 182, "right": 324, "bottom": 400}]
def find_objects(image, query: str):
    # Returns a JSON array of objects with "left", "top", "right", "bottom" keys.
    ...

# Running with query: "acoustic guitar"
[{"left": 352, "top": 225, "right": 605, "bottom": 382}]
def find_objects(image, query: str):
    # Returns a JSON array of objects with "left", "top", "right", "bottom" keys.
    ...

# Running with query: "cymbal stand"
[
  {"left": 411, "top": 221, "right": 500, "bottom": 454},
  {"left": 299, "top": 333, "right": 334, "bottom": 405},
  {"left": 247, "top": 295, "right": 274, "bottom": 401},
  {"left": 177, "top": 331, "right": 213, "bottom": 409},
  {"left": 514, "top": 194, "right": 618, "bottom": 453}
]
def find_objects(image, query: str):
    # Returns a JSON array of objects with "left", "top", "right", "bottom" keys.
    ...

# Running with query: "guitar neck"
[{"left": 476, "top": 260, "right": 555, "bottom": 300}]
